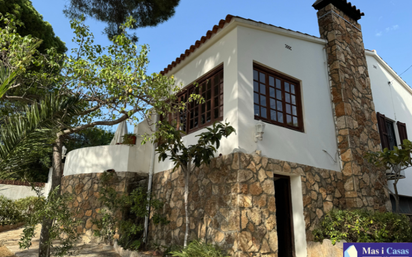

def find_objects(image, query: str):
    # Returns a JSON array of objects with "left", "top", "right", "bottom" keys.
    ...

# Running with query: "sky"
[{"left": 30, "top": 0, "right": 412, "bottom": 131}]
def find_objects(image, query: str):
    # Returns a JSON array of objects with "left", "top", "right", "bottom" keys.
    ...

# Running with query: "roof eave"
[{"left": 365, "top": 50, "right": 412, "bottom": 94}]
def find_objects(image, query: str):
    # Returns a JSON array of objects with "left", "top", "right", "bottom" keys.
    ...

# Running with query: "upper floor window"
[
  {"left": 377, "top": 112, "right": 409, "bottom": 150},
  {"left": 162, "top": 65, "right": 224, "bottom": 134},
  {"left": 253, "top": 64, "right": 304, "bottom": 132}
]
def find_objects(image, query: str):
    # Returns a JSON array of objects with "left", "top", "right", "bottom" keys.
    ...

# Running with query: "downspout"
[{"left": 143, "top": 114, "right": 158, "bottom": 243}]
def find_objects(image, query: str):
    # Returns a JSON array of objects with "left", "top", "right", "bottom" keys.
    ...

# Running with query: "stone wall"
[
  {"left": 149, "top": 152, "right": 387, "bottom": 256},
  {"left": 316, "top": 3, "right": 390, "bottom": 211},
  {"left": 61, "top": 172, "right": 148, "bottom": 242}
]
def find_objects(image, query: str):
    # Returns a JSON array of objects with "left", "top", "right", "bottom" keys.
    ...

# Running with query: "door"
[{"left": 274, "top": 174, "right": 295, "bottom": 257}]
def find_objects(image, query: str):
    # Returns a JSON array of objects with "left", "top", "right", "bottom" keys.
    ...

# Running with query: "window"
[
  {"left": 163, "top": 65, "right": 223, "bottom": 134},
  {"left": 253, "top": 64, "right": 303, "bottom": 131},
  {"left": 377, "top": 112, "right": 397, "bottom": 150}
]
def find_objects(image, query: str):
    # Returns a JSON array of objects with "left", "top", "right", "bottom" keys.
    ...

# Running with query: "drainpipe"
[{"left": 143, "top": 114, "right": 158, "bottom": 243}]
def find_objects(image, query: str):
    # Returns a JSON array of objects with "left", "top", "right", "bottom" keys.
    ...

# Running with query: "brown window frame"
[
  {"left": 162, "top": 65, "right": 224, "bottom": 134},
  {"left": 253, "top": 64, "right": 304, "bottom": 132}
]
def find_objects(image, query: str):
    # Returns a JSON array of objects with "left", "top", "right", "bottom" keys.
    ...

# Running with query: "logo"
[
  {"left": 343, "top": 243, "right": 412, "bottom": 257},
  {"left": 344, "top": 245, "right": 358, "bottom": 257}
]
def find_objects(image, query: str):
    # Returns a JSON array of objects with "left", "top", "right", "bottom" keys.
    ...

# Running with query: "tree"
[
  {"left": 155, "top": 121, "right": 235, "bottom": 247},
  {"left": 0, "top": 0, "right": 66, "bottom": 54},
  {"left": 1, "top": 14, "right": 181, "bottom": 256},
  {"left": 366, "top": 139, "right": 412, "bottom": 213},
  {"left": 64, "top": 127, "right": 114, "bottom": 152},
  {"left": 63, "top": 0, "right": 180, "bottom": 40}
]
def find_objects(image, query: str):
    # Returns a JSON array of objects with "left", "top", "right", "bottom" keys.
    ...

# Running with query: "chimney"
[{"left": 313, "top": 0, "right": 390, "bottom": 211}]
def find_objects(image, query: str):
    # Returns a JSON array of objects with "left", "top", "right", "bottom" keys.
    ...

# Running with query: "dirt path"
[
  {"left": 0, "top": 226, "right": 120, "bottom": 257},
  {"left": 0, "top": 246, "right": 16, "bottom": 257}
]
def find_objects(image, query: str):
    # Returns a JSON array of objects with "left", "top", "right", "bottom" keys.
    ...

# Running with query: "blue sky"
[
  {"left": 31, "top": 0, "right": 412, "bottom": 85},
  {"left": 30, "top": 0, "right": 411, "bottom": 132}
]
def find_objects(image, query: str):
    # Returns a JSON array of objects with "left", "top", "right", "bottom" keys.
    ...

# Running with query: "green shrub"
[
  {"left": 313, "top": 209, "right": 412, "bottom": 244},
  {"left": 169, "top": 240, "right": 229, "bottom": 257},
  {"left": 0, "top": 195, "right": 45, "bottom": 226},
  {"left": 0, "top": 196, "right": 23, "bottom": 226},
  {"left": 19, "top": 187, "right": 80, "bottom": 257}
]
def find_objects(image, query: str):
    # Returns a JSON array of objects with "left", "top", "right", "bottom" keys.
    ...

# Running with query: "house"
[{"left": 62, "top": 0, "right": 412, "bottom": 256}]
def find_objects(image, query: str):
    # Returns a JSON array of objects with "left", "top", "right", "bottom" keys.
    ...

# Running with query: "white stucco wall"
[
  {"left": 0, "top": 185, "right": 46, "bottom": 200},
  {"left": 154, "top": 25, "right": 240, "bottom": 173},
  {"left": 236, "top": 25, "right": 340, "bottom": 172},
  {"left": 366, "top": 51, "right": 412, "bottom": 197},
  {"left": 63, "top": 144, "right": 150, "bottom": 176},
  {"left": 63, "top": 119, "right": 155, "bottom": 176}
]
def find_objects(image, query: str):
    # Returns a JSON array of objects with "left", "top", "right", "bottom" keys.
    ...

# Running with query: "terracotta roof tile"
[{"left": 160, "top": 15, "right": 321, "bottom": 75}]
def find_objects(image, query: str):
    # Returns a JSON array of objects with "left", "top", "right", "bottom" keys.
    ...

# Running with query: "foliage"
[
  {"left": 64, "top": 127, "right": 114, "bottom": 152},
  {"left": 0, "top": 0, "right": 66, "bottom": 54},
  {"left": 169, "top": 240, "right": 229, "bottom": 257},
  {"left": 0, "top": 196, "right": 24, "bottom": 226},
  {"left": 155, "top": 122, "right": 236, "bottom": 170},
  {"left": 366, "top": 139, "right": 412, "bottom": 213},
  {"left": 1, "top": 14, "right": 179, "bottom": 256},
  {"left": 0, "top": 195, "right": 45, "bottom": 226},
  {"left": 93, "top": 171, "right": 168, "bottom": 250},
  {"left": 121, "top": 133, "right": 137, "bottom": 145},
  {"left": 64, "top": 0, "right": 180, "bottom": 40},
  {"left": 313, "top": 209, "right": 412, "bottom": 244},
  {"left": 0, "top": 94, "right": 81, "bottom": 180},
  {"left": 19, "top": 187, "right": 80, "bottom": 256}
]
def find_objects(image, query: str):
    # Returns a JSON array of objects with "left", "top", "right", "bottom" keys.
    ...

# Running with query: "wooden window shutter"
[
  {"left": 377, "top": 112, "right": 389, "bottom": 150},
  {"left": 397, "top": 121, "right": 408, "bottom": 144}
]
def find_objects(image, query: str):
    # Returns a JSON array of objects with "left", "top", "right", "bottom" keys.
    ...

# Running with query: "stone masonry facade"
[
  {"left": 149, "top": 152, "right": 388, "bottom": 256},
  {"left": 316, "top": 3, "right": 390, "bottom": 210},
  {"left": 61, "top": 172, "right": 148, "bottom": 243}
]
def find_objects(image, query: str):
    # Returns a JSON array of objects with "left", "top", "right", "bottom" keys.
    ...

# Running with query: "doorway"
[{"left": 274, "top": 175, "right": 295, "bottom": 257}]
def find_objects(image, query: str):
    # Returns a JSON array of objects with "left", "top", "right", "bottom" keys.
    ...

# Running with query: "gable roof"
[
  {"left": 160, "top": 15, "right": 323, "bottom": 75},
  {"left": 312, "top": 0, "right": 364, "bottom": 21}
]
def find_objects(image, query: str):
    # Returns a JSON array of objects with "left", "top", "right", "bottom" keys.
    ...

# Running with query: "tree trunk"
[
  {"left": 394, "top": 180, "right": 400, "bottom": 213},
  {"left": 39, "top": 136, "right": 63, "bottom": 257},
  {"left": 183, "top": 163, "right": 190, "bottom": 248}
]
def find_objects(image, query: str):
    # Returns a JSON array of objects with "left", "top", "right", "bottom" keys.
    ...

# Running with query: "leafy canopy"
[
  {"left": 0, "top": 0, "right": 66, "bottom": 54},
  {"left": 64, "top": 0, "right": 180, "bottom": 40}
]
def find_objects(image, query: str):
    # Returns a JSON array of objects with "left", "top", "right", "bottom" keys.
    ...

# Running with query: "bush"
[
  {"left": 93, "top": 171, "right": 168, "bottom": 250},
  {"left": 313, "top": 209, "right": 412, "bottom": 244},
  {"left": 0, "top": 196, "right": 45, "bottom": 226},
  {"left": 19, "top": 187, "right": 80, "bottom": 256},
  {"left": 169, "top": 240, "right": 229, "bottom": 257}
]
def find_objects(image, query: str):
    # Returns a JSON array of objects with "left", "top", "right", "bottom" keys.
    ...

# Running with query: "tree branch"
[{"left": 60, "top": 108, "right": 139, "bottom": 136}]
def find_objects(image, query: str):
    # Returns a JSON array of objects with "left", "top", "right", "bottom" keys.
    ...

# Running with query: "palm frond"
[
  {"left": 0, "top": 94, "right": 81, "bottom": 179},
  {"left": 0, "top": 66, "right": 17, "bottom": 98}
]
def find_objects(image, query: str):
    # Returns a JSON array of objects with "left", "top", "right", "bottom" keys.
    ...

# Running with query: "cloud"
[{"left": 376, "top": 25, "right": 399, "bottom": 37}]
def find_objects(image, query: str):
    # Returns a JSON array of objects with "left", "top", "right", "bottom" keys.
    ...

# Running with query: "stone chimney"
[{"left": 313, "top": 0, "right": 390, "bottom": 211}]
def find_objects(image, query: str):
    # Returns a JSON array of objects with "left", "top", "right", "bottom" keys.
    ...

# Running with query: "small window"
[
  {"left": 377, "top": 112, "right": 397, "bottom": 150},
  {"left": 253, "top": 64, "right": 303, "bottom": 132}
]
